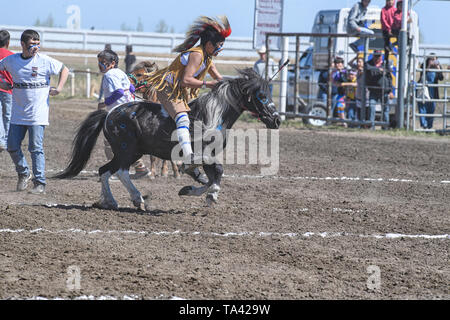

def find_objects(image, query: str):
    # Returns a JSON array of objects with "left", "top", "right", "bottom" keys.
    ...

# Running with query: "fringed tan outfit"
[{"left": 145, "top": 45, "right": 212, "bottom": 119}]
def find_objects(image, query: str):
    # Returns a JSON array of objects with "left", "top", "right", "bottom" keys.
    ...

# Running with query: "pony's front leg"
[
  {"left": 204, "top": 164, "right": 223, "bottom": 206},
  {"left": 115, "top": 169, "right": 145, "bottom": 210}
]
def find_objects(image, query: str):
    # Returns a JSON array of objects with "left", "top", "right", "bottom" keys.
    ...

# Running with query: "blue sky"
[{"left": 1, "top": 0, "right": 449, "bottom": 44}]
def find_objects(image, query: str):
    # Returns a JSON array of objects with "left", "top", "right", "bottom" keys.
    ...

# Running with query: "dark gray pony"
[{"left": 55, "top": 68, "right": 281, "bottom": 210}]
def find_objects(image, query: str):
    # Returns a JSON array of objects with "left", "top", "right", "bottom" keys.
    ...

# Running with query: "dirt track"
[{"left": 0, "top": 98, "right": 449, "bottom": 300}]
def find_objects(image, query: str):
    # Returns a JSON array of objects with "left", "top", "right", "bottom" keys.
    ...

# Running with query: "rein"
[{"left": 127, "top": 71, "right": 154, "bottom": 100}]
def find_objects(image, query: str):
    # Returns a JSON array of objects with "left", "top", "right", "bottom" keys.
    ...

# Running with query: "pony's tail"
[{"left": 54, "top": 109, "right": 107, "bottom": 179}]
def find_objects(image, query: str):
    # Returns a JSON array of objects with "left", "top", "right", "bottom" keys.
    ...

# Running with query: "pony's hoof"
[
  {"left": 143, "top": 194, "right": 152, "bottom": 211},
  {"left": 208, "top": 184, "right": 220, "bottom": 193},
  {"left": 196, "top": 173, "right": 209, "bottom": 185},
  {"left": 133, "top": 199, "right": 145, "bottom": 211},
  {"left": 206, "top": 193, "right": 218, "bottom": 207},
  {"left": 179, "top": 186, "right": 194, "bottom": 196}
]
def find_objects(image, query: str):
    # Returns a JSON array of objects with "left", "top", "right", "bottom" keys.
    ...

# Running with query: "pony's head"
[
  {"left": 128, "top": 61, "right": 159, "bottom": 100},
  {"left": 237, "top": 68, "right": 281, "bottom": 129}
]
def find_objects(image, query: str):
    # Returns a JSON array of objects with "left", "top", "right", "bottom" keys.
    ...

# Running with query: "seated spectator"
[
  {"left": 347, "top": 0, "right": 374, "bottom": 53},
  {"left": 417, "top": 53, "right": 444, "bottom": 129},
  {"left": 365, "top": 50, "right": 393, "bottom": 128}
]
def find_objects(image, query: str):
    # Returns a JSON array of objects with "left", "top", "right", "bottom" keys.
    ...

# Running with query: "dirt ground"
[{"left": 0, "top": 98, "right": 448, "bottom": 300}]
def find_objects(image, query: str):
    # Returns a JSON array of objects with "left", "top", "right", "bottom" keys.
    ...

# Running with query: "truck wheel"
[{"left": 302, "top": 103, "right": 327, "bottom": 126}]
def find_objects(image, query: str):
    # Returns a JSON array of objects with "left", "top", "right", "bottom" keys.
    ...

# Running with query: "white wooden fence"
[{"left": 0, "top": 24, "right": 305, "bottom": 57}]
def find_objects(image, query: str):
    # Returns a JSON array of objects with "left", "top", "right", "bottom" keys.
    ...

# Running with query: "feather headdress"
[{"left": 173, "top": 15, "right": 231, "bottom": 53}]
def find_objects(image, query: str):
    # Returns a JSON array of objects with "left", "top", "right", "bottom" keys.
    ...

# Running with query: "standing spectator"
[
  {"left": 253, "top": 45, "right": 278, "bottom": 96},
  {"left": 344, "top": 69, "right": 359, "bottom": 126},
  {"left": 391, "top": 0, "right": 412, "bottom": 38},
  {"left": 331, "top": 57, "right": 348, "bottom": 122},
  {"left": 97, "top": 49, "right": 151, "bottom": 179},
  {"left": 347, "top": 0, "right": 374, "bottom": 53},
  {"left": 355, "top": 57, "right": 367, "bottom": 123},
  {"left": 381, "top": 0, "right": 397, "bottom": 61},
  {"left": 317, "top": 61, "right": 338, "bottom": 105},
  {"left": 0, "top": 30, "right": 14, "bottom": 152},
  {"left": 125, "top": 45, "right": 136, "bottom": 74},
  {"left": 417, "top": 53, "right": 444, "bottom": 129},
  {"left": 365, "top": 50, "right": 393, "bottom": 128},
  {"left": 0, "top": 29, "right": 69, "bottom": 194}
]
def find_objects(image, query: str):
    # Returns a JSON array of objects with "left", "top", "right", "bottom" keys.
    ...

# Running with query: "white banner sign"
[{"left": 253, "top": 0, "right": 284, "bottom": 50}]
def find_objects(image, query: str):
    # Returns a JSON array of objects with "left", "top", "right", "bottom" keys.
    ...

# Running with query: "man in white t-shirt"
[
  {"left": 253, "top": 45, "right": 278, "bottom": 96},
  {"left": 0, "top": 29, "right": 69, "bottom": 194}
]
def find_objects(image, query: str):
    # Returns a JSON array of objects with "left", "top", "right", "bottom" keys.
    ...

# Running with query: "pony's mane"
[
  {"left": 131, "top": 61, "right": 159, "bottom": 73},
  {"left": 189, "top": 68, "right": 269, "bottom": 136}
]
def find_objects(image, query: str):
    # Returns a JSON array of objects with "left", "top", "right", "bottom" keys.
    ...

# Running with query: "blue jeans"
[
  {"left": 346, "top": 100, "right": 360, "bottom": 127},
  {"left": 7, "top": 124, "right": 46, "bottom": 185},
  {"left": 0, "top": 91, "right": 12, "bottom": 148},
  {"left": 368, "top": 93, "right": 390, "bottom": 126},
  {"left": 350, "top": 27, "right": 375, "bottom": 51},
  {"left": 418, "top": 102, "right": 436, "bottom": 129}
]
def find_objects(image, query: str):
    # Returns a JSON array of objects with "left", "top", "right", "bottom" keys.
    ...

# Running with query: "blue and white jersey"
[{"left": 102, "top": 68, "right": 133, "bottom": 111}]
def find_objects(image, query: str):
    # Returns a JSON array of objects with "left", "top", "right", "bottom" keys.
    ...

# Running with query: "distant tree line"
[
  {"left": 120, "top": 18, "right": 175, "bottom": 33},
  {"left": 34, "top": 13, "right": 61, "bottom": 28}
]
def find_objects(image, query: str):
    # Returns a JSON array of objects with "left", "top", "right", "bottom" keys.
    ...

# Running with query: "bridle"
[
  {"left": 127, "top": 70, "right": 154, "bottom": 100},
  {"left": 240, "top": 89, "right": 272, "bottom": 120}
]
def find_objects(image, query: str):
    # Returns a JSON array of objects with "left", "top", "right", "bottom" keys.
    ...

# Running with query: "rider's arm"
[
  {"left": 208, "top": 62, "right": 223, "bottom": 82},
  {"left": 105, "top": 89, "right": 125, "bottom": 106},
  {"left": 181, "top": 52, "right": 218, "bottom": 89}
]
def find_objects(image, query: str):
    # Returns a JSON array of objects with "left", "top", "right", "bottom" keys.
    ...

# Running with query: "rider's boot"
[{"left": 174, "top": 112, "right": 214, "bottom": 175}]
